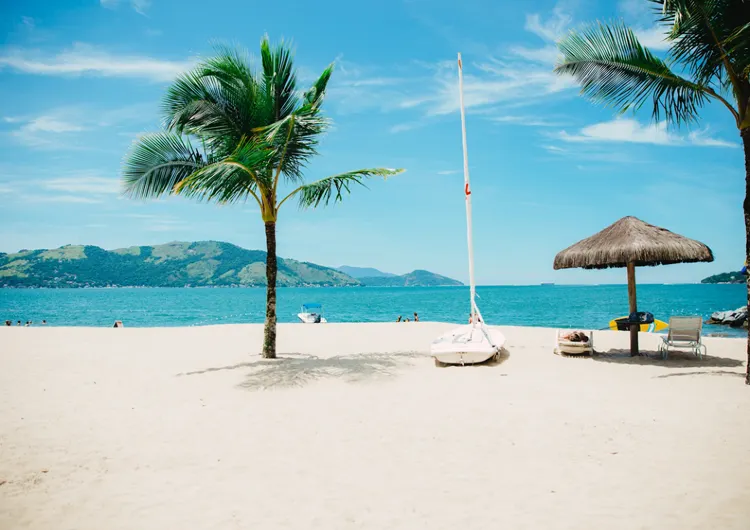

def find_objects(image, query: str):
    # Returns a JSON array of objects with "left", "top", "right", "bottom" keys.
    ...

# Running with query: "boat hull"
[
  {"left": 297, "top": 314, "right": 327, "bottom": 324},
  {"left": 431, "top": 324, "right": 506, "bottom": 365},
  {"left": 608, "top": 317, "right": 668, "bottom": 333}
]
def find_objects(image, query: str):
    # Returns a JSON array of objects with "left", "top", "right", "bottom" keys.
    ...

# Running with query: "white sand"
[{"left": 1, "top": 323, "right": 749, "bottom": 529}]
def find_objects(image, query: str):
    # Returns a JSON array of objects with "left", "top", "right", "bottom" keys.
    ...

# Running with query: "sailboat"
[{"left": 431, "top": 53, "right": 507, "bottom": 367}]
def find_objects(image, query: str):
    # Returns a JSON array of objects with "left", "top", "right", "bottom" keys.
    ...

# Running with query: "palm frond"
[
  {"left": 122, "top": 133, "right": 206, "bottom": 199},
  {"left": 656, "top": 0, "right": 750, "bottom": 91},
  {"left": 163, "top": 47, "right": 273, "bottom": 152},
  {"left": 260, "top": 36, "right": 299, "bottom": 121},
  {"left": 279, "top": 168, "right": 403, "bottom": 210},
  {"left": 555, "top": 21, "right": 710, "bottom": 124},
  {"left": 258, "top": 106, "right": 330, "bottom": 183},
  {"left": 163, "top": 69, "right": 242, "bottom": 139},
  {"left": 175, "top": 139, "right": 275, "bottom": 205},
  {"left": 304, "top": 64, "right": 334, "bottom": 108}
]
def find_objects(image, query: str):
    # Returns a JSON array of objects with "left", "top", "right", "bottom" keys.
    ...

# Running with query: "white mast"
[{"left": 457, "top": 52, "right": 479, "bottom": 324}]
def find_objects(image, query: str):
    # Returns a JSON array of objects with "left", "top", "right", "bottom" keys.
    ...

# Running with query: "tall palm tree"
[
  {"left": 121, "top": 38, "right": 402, "bottom": 358},
  {"left": 554, "top": 0, "right": 750, "bottom": 383}
]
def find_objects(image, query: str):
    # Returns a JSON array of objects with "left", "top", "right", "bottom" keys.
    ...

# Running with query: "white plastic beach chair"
[
  {"left": 657, "top": 316, "right": 705, "bottom": 360},
  {"left": 554, "top": 330, "right": 594, "bottom": 356}
]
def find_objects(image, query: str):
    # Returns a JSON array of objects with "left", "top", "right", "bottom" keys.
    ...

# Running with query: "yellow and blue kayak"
[{"left": 608, "top": 317, "right": 669, "bottom": 333}]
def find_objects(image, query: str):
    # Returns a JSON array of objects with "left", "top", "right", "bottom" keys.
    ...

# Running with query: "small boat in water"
[{"left": 297, "top": 303, "right": 327, "bottom": 324}]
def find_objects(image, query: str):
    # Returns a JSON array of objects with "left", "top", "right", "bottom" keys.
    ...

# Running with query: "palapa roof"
[{"left": 553, "top": 216, "right": 714, "bottom": 270}]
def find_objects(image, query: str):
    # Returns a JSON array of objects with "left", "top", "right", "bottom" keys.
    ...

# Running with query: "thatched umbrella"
[{"left": 553, "top": 216, "right": 714, "bottom": 355}]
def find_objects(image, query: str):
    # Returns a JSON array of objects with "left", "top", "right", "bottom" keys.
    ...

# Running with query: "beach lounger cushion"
[{"left": 555, "top": 330, "right": 594, "bottom": 355}]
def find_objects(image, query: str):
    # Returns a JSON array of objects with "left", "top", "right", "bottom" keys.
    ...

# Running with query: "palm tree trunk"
[
  {"left": 262, "top": 221, "right": 277, "bottom": 359},
  {"left": 743, "top": 128, "right": 750, "bottom": 385}
]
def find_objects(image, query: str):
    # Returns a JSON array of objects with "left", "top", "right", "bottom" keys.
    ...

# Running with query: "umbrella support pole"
[{"left": 627, "top": 262, "right": 639, "bottom": 356}]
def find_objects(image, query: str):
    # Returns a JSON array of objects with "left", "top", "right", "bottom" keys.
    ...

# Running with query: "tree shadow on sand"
[
  {"left": 181, "top": 351, "right": 426, "bottom": 391},
  {"left": 653, "top": 370, "right": 745, "bottom": 379},
  {"left": 592, "top": 349, "right": 744, "bottom": 369},
  {"left": 238, "top": 351, "right": 428, "bottom": 390}
]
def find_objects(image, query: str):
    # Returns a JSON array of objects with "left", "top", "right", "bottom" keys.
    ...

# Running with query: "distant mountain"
[
  {"left": 337, "top": 266, "right": 396, "bottom": 279},
  {"left": 701, "top": 271, "right": 746, "bottom": 284},
  {"left": 359, "top": 269, "right": 463, "bottom": 287},
  {"left": 0, "top": 241, "right": 358, "bottom": 288}
]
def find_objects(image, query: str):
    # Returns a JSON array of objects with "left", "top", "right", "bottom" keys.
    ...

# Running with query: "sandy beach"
[{"left": 1, "top": 322, "right": 749, "bottom": 529}]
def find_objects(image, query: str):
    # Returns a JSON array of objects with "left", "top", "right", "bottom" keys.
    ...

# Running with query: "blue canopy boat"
[{"left": 298, "top": 303, "right": 326, "bottom": 324}]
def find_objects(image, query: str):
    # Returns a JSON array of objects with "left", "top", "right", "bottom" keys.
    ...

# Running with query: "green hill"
[
  {"left": 359, "top": 269, "right": 463, "bottom": 287},
  {"left": 701, "top": 271, "right": 746, "bottom": 284},
  {"left": 0, "top": 241, "right": 358, "bottom": 288}
]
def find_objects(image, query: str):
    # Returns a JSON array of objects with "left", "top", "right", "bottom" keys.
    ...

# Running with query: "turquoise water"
[{"left": 0, "top": 284, "right": 746, "bottom": 336}]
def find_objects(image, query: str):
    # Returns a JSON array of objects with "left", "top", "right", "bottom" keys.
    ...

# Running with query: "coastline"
[
  {"left": 2, "top": 323, "right": 749, "bottom": 529},
  {"left": 2, "top": 283, "right": 746, "bottom": 336}
]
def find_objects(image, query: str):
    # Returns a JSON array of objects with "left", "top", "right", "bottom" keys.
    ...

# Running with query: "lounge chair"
[
  {"left": 554, "top": 330, "right": 594, "bottom": 356},
  {"left": 658, "top": 316, "right": 705, "bottom": 360}
]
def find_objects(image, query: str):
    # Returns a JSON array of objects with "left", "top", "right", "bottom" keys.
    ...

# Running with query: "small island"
[{"left": 700, "top": 271, "right": 746, "bottom": 284}]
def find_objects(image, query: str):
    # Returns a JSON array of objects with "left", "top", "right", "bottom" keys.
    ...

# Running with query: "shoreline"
[{"left": 3, "top": 321, "right": 746, "bottom": 339}]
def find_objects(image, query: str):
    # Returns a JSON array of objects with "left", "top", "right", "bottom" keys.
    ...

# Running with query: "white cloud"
[
  {"left": 20, "top": 194, "right": 101, "bottom": 204},
  {"left": 542, "top": 145, "right": 567, "bottom": 153},
  {"left": 23, "top": 116, "right": 84, "bottom": 133},
  {"left": 132, "top": 0, "right": 151, "bottom": 15},
  {"left": 393, "top": 4, "right": 575, "bottom": 117},
  {"left": 101, "top": 0, "right": 151, "bottom": 15},
  {"left": 145, "top": 218, "right": 185, "bottom": 232},
  {"left": 617, "top": 0, "right": 671, "bottom": 51},
  {"left": 558, "top": 118, "right": 737, "bottom": 147},
  {"left": 618, "top": 0, "right": 647, "bottom": 19},
  {"left": 124, "top": 213, "right": 161, "bottom": 219},
  {"left": 492, "top": 115, "right": 563, "bottom": 127},
  {"left": 437, "top": 170, "right": 461, "bottom": 175},
  {"left": 687, "top": 130, "right": 738, "bottom": 147},
  {"left": 42, "top": 176, "right": 120, "bottom": 195},
  {"left": 400, "top": 58, "right": 575, "bottom": 116},
  {"left": 8, "top": 112, "right": 86, "bottom": 148},
  {"left": 389, "top": 121, "right": 423, "bottom": 134},
  {"left": 0, "top": 169, "right": 122, "bottom": 205},
  {"left": 5, "top": 104, "right": 158, "bottom": 148},
  {"left": 0, "top": 43, "right": 191, "bottom": 82},
  {"left": 635, "top": 25, "right": 671, "bottom": 51},
  {"left": 510, "top": 45, "right": 561, "bottom": 65},
  {"left": 525, "top": 9, "right": 571, "bottom": 42}
]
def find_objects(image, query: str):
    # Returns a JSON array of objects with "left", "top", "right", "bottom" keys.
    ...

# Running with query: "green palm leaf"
[
  {"left": 163, "top": 55, "right": 263, "bottom": 152},
  {"left": 258, "top": 106, "right": 330, "bottom": 183},
  {"left": 260, "top": 36, "right": 299, "bottom": 121},
  {"left": 555, "top": 22, "right": 709, "bottom": 123},
  {"left": 175, "top": 139, "right": 275, "bottom": 205},
  {"left": 657, "top": 0, "right": 750, "bottom": 89},
  {"left": 304, "top": 64, "right": 334, "bottom": 108},
  {"left": 122, "top": 132, "right": 206, "bottom": 199},
  {"left": 280, "top": 168, "right": 404, "bottom": 209}
]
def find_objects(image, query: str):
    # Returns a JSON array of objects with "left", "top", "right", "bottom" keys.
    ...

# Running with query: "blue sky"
[{"left": 0, "top": 0, "right": 743, "bottom": 285}]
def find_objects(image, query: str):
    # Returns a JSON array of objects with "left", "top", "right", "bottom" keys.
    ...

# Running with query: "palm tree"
[
  {"left": 554, "top": 0, "right": 750, "bottom": 383},
  {"left": 121, "top": 38, "right": 402, "bottom": 358}
]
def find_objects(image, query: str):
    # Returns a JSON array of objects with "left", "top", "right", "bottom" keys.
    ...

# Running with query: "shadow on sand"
[
  {"left": 181, "top": 351, "right": 426, "bottom": 390},
  {"left": 653, "top": 370, "right": 745, "bottom": 379},
  {"left": 592, "top": 349, "right": 744, "bottom": 369}
]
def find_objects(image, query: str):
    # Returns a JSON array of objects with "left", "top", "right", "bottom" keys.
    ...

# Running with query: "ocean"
[{"left": 0, "top": 284, "right": 746, "bottom": 336}]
